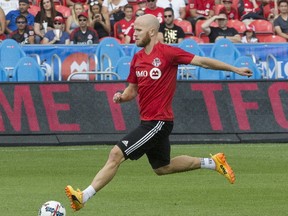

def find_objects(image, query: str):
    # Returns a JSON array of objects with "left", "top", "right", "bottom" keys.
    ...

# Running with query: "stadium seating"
[
  {"left": 95, "top": 37, "right": 126, "bottom": 80},
  {"left": 55, "top": 5, "right": 71, "bottom": 18},
  {"left": 12, "top": 56, "right": 45, "bottom": 81},
  {"left": 197, "top": 67, "right": 227, "bottom": 80},
  {"left": 0, "top": 39, "right": 27, "bottom": 79},
  {"left": 262, "top": 35, "right": 287, "bottom": 43},
  {"left": 177, "top": 38, "right": 205, "bottom": 80},
  {"left": 114, "top": 56, "right": 132, "bottom": 80},
  {"left": 184, "top": 36, "right": 205, "bottom": 43},
  {"left": 210, "top": 38, "right": 241, "bottom": 64},
  {"left": 174, "top": 19, "right": 193, "bottom": 36},
  {"left": 28, "top": 5, "right": 40, "bottom": 16},
  {"left": 209, "top": 38, "right": 241, "bottom": 79},
  {"left": 0, "top": 64, "right": 7, "bottom": 82},
  {"left": 130, "top": 44, "right": 143, "bottom": 56},
  {"left": 227, "top": 19, "right": 247, "bottom": 35},
  {"left": 250, "top": 20, "right": 274, "bottom": 42},
  {"left": 232, "top": 56, "right": 262, "bottom": 80}
]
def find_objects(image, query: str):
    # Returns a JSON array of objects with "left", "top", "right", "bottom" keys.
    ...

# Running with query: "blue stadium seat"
[
  {"left": 115, "top": 56, "right": 132, "bottom": 80},
  {"left": 209, "top": 38, "right": 241, "bottom": 79},
  {"left": 177, "top": 38, "right": 205, "bottom": 80},
  {"left": 178, "top": 38, "right": 205, "bottom": 56},
  {"left": 12, "top": 57, "right": 45, "bottom": 81},
  {"left": 210, "top": 38, "right": 241, "bottom": 64},
  {"left": 197, "top": 67, "right": 227, "bottom": 80},
  {"left": 95, "top": 37, "right": 126, "bottom": 78},
  {"left": 0, "top": 64, "right": 7, "bottom": 81},
  {"left": 130, "top": 44, "right": 143, "bottom": 56},
  {"left": 232, "top": 56, "right": 262, "bottom": 80},
  {"left": 0, "top": 39, "right": 27, "bottom": 79}
]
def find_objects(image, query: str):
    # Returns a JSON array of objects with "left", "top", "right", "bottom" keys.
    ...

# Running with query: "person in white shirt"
[
  {"left": 157, "top": 0, "right": 186, "bottom": 20},
  {"left": 241, "top": 24, "right": 258, "bottom": 43}
]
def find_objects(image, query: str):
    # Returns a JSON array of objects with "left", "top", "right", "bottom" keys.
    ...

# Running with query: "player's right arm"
[{"left": 113, "top": 83, "right": 138, "bottom": 103}]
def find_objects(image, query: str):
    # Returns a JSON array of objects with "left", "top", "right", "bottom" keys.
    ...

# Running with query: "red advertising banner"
[{"left": 0, "top": 81, "right": 287, "bottom": 145}]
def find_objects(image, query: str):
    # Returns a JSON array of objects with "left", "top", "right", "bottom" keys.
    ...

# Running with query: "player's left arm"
[
  {"left": 113, "top": 83, "right": 138, "bottom": 103},
  {"left": 191, "top": 55, "right": 253, "bottom": 77}
]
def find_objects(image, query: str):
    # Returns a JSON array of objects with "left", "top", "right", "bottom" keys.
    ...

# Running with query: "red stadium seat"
[
  {"left": 262, "top": 35, "right": 287, "bottom": 43},
  {"left": 184, "top": 35, "right": 205, "bottom": 44},
  {"left": 227, "top": 19, "right": 247, "bottom": 35},
  {"left": 28, "top": 5, "right": 40, "bottom": 16},
  {"left": 250, "top": 20, "right": 274, "bottom": 42},
  {"left": 174, "top": 19, "right": 193, "bottom": 36},
  {"left": 55, "top": 5, "right": 71, "bottom": 18}
]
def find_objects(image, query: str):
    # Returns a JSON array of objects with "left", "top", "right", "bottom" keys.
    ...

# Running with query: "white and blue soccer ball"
[{"left": 38, "top": 200, "right": 66, "bottom": 216}]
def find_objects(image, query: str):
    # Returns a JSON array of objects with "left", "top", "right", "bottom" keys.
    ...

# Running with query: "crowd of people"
[{"left": 0, "top": 0, "right": 287, "bottom": 44}]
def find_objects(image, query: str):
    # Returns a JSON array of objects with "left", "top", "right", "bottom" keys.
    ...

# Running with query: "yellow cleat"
[
  {"left": 210, "top": 153, "right": 235, "bottom": 184},
  {"left": 65, "top": 185, "right": 84, "bottom": 211}
]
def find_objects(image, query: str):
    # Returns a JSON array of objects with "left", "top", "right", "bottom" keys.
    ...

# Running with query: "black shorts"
[{"left": 117, "top": 120, "right": 173, "bottom": 169}]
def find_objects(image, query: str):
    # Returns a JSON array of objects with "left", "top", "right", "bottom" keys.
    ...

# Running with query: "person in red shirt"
[
  {"left": 144, "top": 0, "right": 164, "bottom": 23},
  {"left": 114, "top": 4, "right": 135, "bottom": 42},
  {"left": 187, "top": 0, "right": 215, "bottom": 30},
  {"left": 65, "top": 14, "right": 252, "bottom": 212},
  {"left": 219, "top": 0, "right": 239, "bottom": 20}
]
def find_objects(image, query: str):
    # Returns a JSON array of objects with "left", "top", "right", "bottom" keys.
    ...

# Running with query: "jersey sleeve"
[{"left": 169, "top": 46, "right": 195, "bottom": 65}]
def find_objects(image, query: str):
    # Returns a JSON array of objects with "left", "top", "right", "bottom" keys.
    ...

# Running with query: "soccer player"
[{"left": 65, "top": 14, "right": 252, "bottom": 212}]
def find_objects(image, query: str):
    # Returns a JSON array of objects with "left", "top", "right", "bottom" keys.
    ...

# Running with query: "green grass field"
[{"left": 1, "top": 144, "right": 287, "bottom": 216}]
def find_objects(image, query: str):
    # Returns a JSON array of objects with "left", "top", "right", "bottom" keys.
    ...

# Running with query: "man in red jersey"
[
  {"left": 65, "top": 14, "right": 252, "bottom": 212},
  {"left": 144, "top": 0, "right": 164, "bottom": 23}
]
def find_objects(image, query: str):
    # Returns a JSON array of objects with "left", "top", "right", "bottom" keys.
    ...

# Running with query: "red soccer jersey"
[
  {"left": 127, "top": 43, "right": 195, "bottom": 121},
  {"left": 190, "top": 0, "right": 215, "bottom": 17},
  {"left": 144, "top": 7, "right": 165, "bottom": 23}
]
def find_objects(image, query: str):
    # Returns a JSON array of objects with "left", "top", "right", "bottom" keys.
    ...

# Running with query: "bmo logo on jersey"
[{"left": 150, "top": 68, "right": 161, "bottom": 80}]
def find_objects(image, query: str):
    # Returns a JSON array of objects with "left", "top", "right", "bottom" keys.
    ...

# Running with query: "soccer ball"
[{"left": 38, "top": 200, "right": 66, "bottom": 216}]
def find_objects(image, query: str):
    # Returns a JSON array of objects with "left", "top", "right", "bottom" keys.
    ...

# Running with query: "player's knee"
[
  {"left": 107, "top": 146, "right": 125, "bottom": 166},
  {"left": 153, "top": 166, "right": 169, "bottom": 176}
]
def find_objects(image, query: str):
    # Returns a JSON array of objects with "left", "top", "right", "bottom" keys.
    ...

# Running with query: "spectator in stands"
[
  {"left": 273, "top": 0, "right": 288, "bottom": 41},
  {"left": 66, "top": 3, "right": 85, "bottom": 34},
  {"left": 238, "top": 0, "right": 265, "bottom": 25},
  {"left": 42, "top": 16, "right": 70, "bottom": 44},
  {"left": 219, "top": 0, "right": 239, "bottom": 20},
  {"left": 260, "top": 0, "right": 278, "bottom": 22},
  {"left": 137, "top": 0, "right": 146, "bottom": 11},
  {"left": 34, "top": 0, "right": 64, "bottom": 44},
  {"left": 144, "top": 0, "right": 164, "bottom": 23},
  {"left": 114, "top": 4, "right": 134, "bottom": 42},
  {"left": 0, "top": 0, "right": 19, "bottom": 15},
  {"left": 5, "top": 0, "right": 34, "bottom": 35},
  {"left": 9, "top": 15, "right": 34, "bottom": 44},
  {"left": 187, "top": 0, "right": 215, "bottom": 30},
  {"left": 66, "top": 0, "right": 88, "bottom": 7},
  {"left": 0, "top": 6, "right": 6, "bottom": 41},
  {"left": 88, "top": 0, "right": 111, "bottom": 39},
  {"left": 124, "top": 9, "right": 145, "bottom": 44},
  {"left": 201, "top": 12, "right": 241, "bottom": 43},
  {"left": 70, "top": 12, "right": 99, "bottom": 44},
  {"left": 102, "top": 0, "right": 128, "bottom": 36},
  {"left": 157, "top": 0, "right": 186, "bottom": 20},
  {"left": 241, "top": 24, "right": 258, "bottom": 43},
  {"left": 135, "top": 8, "right": 145, "bottom": 17},
  {"left": 158, "top": 7, "right": 185, "bottom": 44}
]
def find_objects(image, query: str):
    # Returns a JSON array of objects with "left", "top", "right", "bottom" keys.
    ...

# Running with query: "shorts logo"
[
  {"left": 122, "top": 140, "right": 129, "bottom": 147},
  {"left": 150, "top": 68, "right": 161, "bottom": 80}
]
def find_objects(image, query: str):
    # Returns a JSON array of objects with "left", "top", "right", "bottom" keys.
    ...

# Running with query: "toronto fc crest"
[{"left": 152, "top": 58, "right": 161, "bottom": 67}]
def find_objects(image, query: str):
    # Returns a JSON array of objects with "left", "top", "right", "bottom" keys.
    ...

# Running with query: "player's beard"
[{"left": 137, "top": 32, "right": 151, "bottom": 47}]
